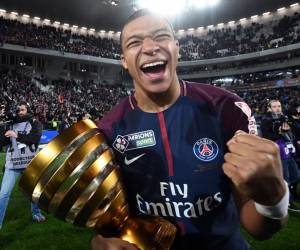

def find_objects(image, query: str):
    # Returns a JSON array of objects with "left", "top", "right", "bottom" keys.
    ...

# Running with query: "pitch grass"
[{"left": 0, "top": 153, "right": 299, "bottom": 250}]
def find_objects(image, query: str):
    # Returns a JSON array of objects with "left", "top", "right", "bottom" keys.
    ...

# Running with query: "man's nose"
[{"left": 142, "top": 37, "right": 159, "bottom": 55}]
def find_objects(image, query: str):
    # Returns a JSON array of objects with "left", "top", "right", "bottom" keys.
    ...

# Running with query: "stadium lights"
[
  {"left": 0, "top": 9, "right": 6, "bottom": 13},
  {"left": 217, "top": 22, "right": 224, "bottom": 26},
  {"left": 63, "top": 23, "right": 69, "bottom": 27},
  {"left": 136, "top": 0, "right": 222, "bottom": 16},
  {"left": 263, "top": 12, "right": 270, "bottom": 16},
  {"left": 11, "top": 12, "right": 18, "bottom": 15},
  {"left": 290, "top": 3, "right": 299, "bottom": 7},
  {"left": 178, "top": 29, "right": 185, "bottom": 32},
  {"left": 197, "top": 26, "right": 204, "bottom": 29},
  {"left": 72, "top": 25, "right": 78, "bottom": 29},
  {"left": 251, "top": 15, "right": 258, "bottom": 19},
  {"left": 89, "top": 28, "right": 95, "bottom": 32},
  {"left": 239, "top": 18, "right": 247, "bottom": 22},
  {"left": 44, "top": 19, "right": 50, "bottom": 22},
  {"left": 188, "top": 0, "right": 207, "bottom": 9},
  {"left": 209, "top": 0, "right": 220, "bottom": 6},
  {"left": 101, "top": 0, "right": 120, "bottom": 6},
  {"left": 111, "top": 1, "right": 118, "bottom": 6},
  {"left": 224, "top": 78, "right": 233, "bottom": 83},
  {"left": 100, "top": 30, "right": 106, "bottom": 33},
  {"left": 136, "top": 0, "right": 186, "bottom": 16},
  {"left": 22, "top": 14, "right": 30, "bottom": 18},
  {"left": 228, "top": 20, "right": 235, "bottom": 25},
  {"left": 81, "top": 27, "right": 87, "bottom": 30},
  {"left": 54, "top": 21, "right": 60, "bottom": 25},
  {"left": 207, "top": 25, "right": 214, "bottom": 29},
  {"left": 277, "top": 7, "right": 286, "bottom": 12},
  {"left": 34, "top": 16, "right": 40, "bottom": 20},
  {"left": 116, "top": 31, "right": 121, "bottom": 35},
  {"left": 188, "top": 28, "right": 195, "bottom": 31},
  {"left": 109, "top": 30, "right": 114, "bottom": 33}
]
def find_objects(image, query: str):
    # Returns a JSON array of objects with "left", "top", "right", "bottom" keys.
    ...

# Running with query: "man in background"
[
  {"left": 0, "top": 101, "right": 46, "bottom": 229},
  {"left": 261, "top": 100, "right": 300, "bottom": 211}
]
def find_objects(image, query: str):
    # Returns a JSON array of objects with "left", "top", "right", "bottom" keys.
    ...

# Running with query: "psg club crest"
[{"left": 193, "top": 138, "right": 219, "bottom": 162}]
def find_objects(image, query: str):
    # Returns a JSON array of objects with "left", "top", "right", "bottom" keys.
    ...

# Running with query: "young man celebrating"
[{"left": 93, "top": 9, "right": 288, "bottom": 250}]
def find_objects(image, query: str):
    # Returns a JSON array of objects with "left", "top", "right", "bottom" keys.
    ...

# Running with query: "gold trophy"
[{"left": 19, "top": 119, "right": 176, "bottom": 250}]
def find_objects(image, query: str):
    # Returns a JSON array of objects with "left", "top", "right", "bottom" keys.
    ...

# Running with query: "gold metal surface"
[
  {"left": 19, "top": 119, "right": 176, "bottom": 250},
  {"left": 67, "top": 167, "right": 120, "bottom": 225},
  {"left": 19, "top": 119, "right": 98, "bottom": 196},
  {"left": 50, "top": 150, "right": 114, "bottom": 220},
  {"left": 33, "top": 133, "right": 107, "bottom": 211},
  {"left": 42, "top": 135, "right": 108, "bottom": 213}
]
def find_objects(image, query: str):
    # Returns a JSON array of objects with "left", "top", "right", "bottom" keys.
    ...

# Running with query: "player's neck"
[{"left": 134, "top": 79, "right": 181, "bottom": 113}]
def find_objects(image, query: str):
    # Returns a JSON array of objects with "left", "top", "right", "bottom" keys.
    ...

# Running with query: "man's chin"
[{"left": 146, "top": 84, "right": 171, "bottom": 95}]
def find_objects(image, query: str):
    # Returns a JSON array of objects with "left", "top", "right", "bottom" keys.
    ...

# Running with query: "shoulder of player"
[
  {"left": 96, "top": 96, "right": 133, "bottom": 138},
  {"left": 184, "top": 81, "right": 243, "bottom": 106}
]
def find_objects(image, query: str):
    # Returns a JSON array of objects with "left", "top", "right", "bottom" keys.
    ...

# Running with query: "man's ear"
[
  {"left": 121, "top": 54, "right": 128, "bottom": 69},
  {"left": 175, "top": 40, "right": 180, "bottom": 57}
]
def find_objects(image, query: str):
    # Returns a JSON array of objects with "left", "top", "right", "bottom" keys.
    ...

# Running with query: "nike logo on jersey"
[{"left": 124, "top": 153, "right": 146, "bottom": 165}]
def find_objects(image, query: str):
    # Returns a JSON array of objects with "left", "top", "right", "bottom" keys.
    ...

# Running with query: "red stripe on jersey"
[
  {"left": 177, "top": 221, "right": 186, "bottom": 236},
  {"left": 158, "top": 112, "right": 174, "bottom": 176}
]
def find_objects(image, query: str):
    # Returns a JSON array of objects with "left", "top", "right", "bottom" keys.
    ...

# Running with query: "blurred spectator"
[{"left": 260, "top": 100, "right": 300, "bottom": 211}]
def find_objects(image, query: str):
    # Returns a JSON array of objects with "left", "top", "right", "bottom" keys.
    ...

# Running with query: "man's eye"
[
  {"left": 127, "top": 41, "right": 140, "bottom": 48},
  {"left": 155, "top": 34, "right": 171, "bottom": 41}
]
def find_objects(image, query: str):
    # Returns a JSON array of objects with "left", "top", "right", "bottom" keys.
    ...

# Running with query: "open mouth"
[{"left": 140, "top": 60, "right": 167, "bottom": 80}]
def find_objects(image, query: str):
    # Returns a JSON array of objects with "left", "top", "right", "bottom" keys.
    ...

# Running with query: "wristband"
[{"left": 254, "top": 181, "right": 289, "bottom": 219}]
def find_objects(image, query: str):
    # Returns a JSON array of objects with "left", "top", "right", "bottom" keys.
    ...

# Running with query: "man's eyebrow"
[
  {"left": 124, "top": 35, "right": 144, "bottom": 44},
  {"left": 152, "top": 28, "right": 173, "bottom": 35},
  {"left": 124, "top": 28, "right": 173, "bottom": 44}
]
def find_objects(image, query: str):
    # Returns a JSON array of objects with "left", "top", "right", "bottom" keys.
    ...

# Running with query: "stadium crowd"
[
  {"left": 236, "top": 86, "right": 300, "bottom": 121},
  {"left": 0, "top": 17, "right": 120, "bottom": 59},
  {"left": 180, "top": 12, "right": 300, "bottom": 60},
  {"left": 0, "top": 12, "right": 300, "bottom": 60},
  {"left": 0, "top": 73, "right": 128, "bottom": 129},
  {"left": 177, "top": 50, "right": 300, "bottom": 77},
  {"left": 0, "top": 71, "right": 299, "bottom": 128}
]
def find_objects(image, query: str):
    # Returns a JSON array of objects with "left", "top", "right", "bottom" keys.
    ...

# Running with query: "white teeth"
[{"left": 142, "top": 61, "right": 165, "bottom": 69}]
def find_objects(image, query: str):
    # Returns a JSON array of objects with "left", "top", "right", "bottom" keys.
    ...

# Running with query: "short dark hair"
[
  {"left": 17, "top": 101, "right": 31, "bottom": 113},
  {"left": 120, "top": 9, "right": 175, "bottom": 53}
]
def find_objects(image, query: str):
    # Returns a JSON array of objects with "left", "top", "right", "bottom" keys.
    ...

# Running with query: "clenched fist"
[{"left": 223, "top": 131, "right": 286, "bottom": 206}]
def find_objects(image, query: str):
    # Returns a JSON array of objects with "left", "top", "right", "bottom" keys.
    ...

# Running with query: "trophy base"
[
  {"left": 96, "top": 215, "right": 176, "bottom": 250},
  {"left": 119, "top": 216, "right": 177, "bottom": 250}
]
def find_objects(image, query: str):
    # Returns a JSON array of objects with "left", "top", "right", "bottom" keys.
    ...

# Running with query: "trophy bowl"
[{"left": 19, "top": 119, "right": 176, "bottom": 250}]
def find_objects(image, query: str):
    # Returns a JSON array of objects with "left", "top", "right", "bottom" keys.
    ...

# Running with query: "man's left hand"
[
  {"left": 5, "top": 130, "right": 18, "bottom": 138},
  {"left": 223, "top": 131, "right": 286, "bottom": 206}
]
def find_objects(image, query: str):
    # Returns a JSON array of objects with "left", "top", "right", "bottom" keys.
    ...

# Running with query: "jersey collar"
[{"left": 129, "top": 80, "right": 187, "bottom": 110}]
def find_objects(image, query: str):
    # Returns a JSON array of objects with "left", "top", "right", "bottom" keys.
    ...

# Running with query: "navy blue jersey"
[{"left": 98, "top": 81, "right": 255, "bottom": 250}]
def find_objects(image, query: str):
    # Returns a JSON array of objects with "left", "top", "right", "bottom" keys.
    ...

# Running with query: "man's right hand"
[
  {"left": 279, "top": 122, "right": 290, "bottom": 133},
  {"left": 91, "top": 235, "right": 140, "bottom": 250}
]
